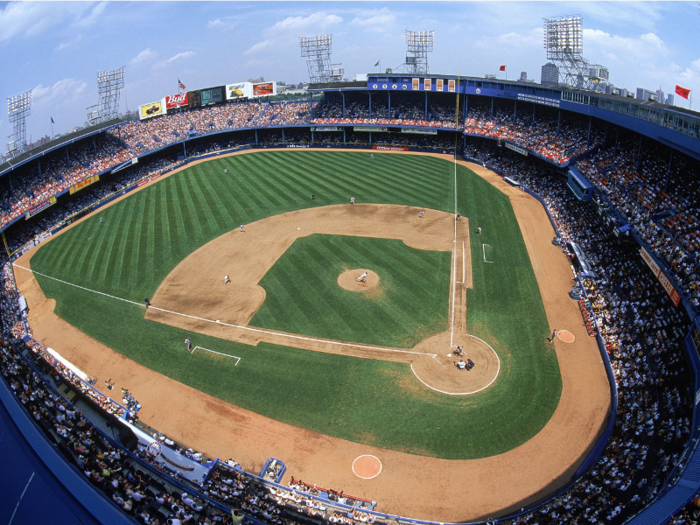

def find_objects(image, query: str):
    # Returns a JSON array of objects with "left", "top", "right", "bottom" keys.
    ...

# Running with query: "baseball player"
[
  {"left": 371, "top": 153, "right": 374, "bottom": 159},
  {"left": 357, "top": 272, "right": 368, "bottom": 283},
  {"left": 240, "top": 224, "right": 245, "bottom": 232},
  {"left": 144, "top": 298, "right": 151, "bottom": 309},
  {"left": 419, "top": 211, "right": 425, "bottom": 218},
  {"left": 550, "top": 329, "right": 558, "bottom": 341},
  {"left": 224, "top": 168, "right": 228, "bottom": 174},
  {"left": 350, "top": 197, "right": 355, "bottom": 205},
  {"left": 185, "top": 337, "right": 192, "bottom": 352},
  {"left": 477, "top": 226, "right": 482, "bottom": 235},
  {"left": 224, "top": 275, "right": 231, "bottom": 284}
]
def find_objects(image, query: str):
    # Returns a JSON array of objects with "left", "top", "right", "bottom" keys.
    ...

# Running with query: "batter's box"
[{"left": 191, "top": 346, "right": 241, "bottom": 366}]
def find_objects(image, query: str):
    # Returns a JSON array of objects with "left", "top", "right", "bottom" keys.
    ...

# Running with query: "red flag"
[
  {"left": 499, "top": 65, "right": 506, "bottom": 72},
  {"left": 675, "top": 85, "right": 691, "bottom": 100}
]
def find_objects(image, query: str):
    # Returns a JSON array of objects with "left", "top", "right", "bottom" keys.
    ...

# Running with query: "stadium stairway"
[{"left": 626, "top": 445, "right": 700, "bottom": 524}]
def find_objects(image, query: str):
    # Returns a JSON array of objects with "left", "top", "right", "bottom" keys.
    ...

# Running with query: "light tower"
[
  {"left": 86, "top": 67, "right": 125, "bottom": 125},
  {"left": 299, "top": 34, "right": 343, "bottom": 83},
  {"left": 543, "top": 16, "right": 608, "bottom": 91},
  {"left": 404, "top": 30, "right": 434, "bottom": 75},
  {"left": 6, "top": 89, "right": 32, "bottom": 158}
]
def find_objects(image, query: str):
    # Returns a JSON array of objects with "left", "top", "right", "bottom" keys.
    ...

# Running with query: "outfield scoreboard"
[
  {"left": 201, "top": 86, "right": 224, "bottom": 105},
  {"left": 188, "top": 86, "right": 225, "bottom": 108}
]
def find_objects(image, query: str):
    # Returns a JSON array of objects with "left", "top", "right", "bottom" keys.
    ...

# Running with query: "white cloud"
[
  {"left": 350, "top": 8, "right": 395, "bottom": 33},
  {"left": 32, "top": 78, "right": 88, "bottom": 105},
  {"left": 55, "top": 35, "right": 83, "bottom": 52},
  {"left": 266, "top": 12, "right": 342, "bottom": 36},
  {"left": 474, "top": 27, "right": 542, "bottom": 51},
  {"left": 130, "top": 48, "right": 157, "bottom": 65},
  {"left": 207, "top": 17, "right": 237, "bottom": 30},
  {"left": 165, "top": 51, "right": 196, "bottom": 63},
  {"left": 245, "top": 39, "right": 274, "bottom": 56},
  {"left": 0, "top": 1, "right": 105, "bottom": 42},
  {"left": 244, "top": 11, "right": 341, "bottom": 57},
  {"left": 584, "top": 29, "right": 669, "bottom": 64},
  {"left": 73, "top": 1, "right": 108, "bottom": 28}
]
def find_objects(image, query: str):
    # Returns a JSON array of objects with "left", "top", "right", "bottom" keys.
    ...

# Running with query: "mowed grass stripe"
[
  {"left": 323, "top": 153, "right": 447, "bottom": 204},
  {"left": 31, "top": 151, "right": 561, "bottom": 458}
]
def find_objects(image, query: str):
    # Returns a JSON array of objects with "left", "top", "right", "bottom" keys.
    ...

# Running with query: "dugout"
[{"left": 566, "top": 241, "right": 596, "bottom": 279}]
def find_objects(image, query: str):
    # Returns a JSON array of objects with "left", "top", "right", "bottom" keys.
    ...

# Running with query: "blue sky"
[{"left": 1, "top": 1, "right": 699, "bottom": 154}]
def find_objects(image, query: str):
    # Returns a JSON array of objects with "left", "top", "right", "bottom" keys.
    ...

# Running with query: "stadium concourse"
[{"left": 0, "top": 83, "right": 699, "bottom": 525}]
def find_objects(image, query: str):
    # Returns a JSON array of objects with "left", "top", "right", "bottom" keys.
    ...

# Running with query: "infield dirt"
[{"left": 14, "top": 151, "right": 610, "bottom": 522}]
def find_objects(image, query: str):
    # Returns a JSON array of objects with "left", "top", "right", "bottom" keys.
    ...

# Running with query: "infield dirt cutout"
[{"left": 15, "top": 151, "right": 611, "bottom": 522}]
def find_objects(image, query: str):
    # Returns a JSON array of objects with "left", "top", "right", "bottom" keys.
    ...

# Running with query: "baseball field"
[{"left": 15, "top": 150, "right": 610, "bottom": 521}]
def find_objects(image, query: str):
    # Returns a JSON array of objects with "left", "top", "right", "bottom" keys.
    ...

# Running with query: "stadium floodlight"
[
  {"left": 543, "top": 16, "right": 608, "bottom": 91},
  {"left": 6, "top": 89, "right": 32, "bottom": 157},
  {"left": 404, "top": 29, "right": 434, "bottom": 75},
  {"left": 300, "top": 34, "right": 342, "bottom": 84},
  {"left": 86, "top": 67, "right": 125, "bottom": 125}
]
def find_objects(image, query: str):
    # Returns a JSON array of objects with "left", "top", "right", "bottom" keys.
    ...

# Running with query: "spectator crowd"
[{"left": 0, "top": 99, "right": 699, "bottom": 525}]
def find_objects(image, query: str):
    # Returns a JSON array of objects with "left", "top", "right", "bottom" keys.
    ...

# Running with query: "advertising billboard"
[
  {"left": 424, "top": 78, "right": 432, "bottom": 91},
  {"left": 139, "top": 100, "right": 164, "bottom": 120},
  {"left": 226, "top": 82, "right": 253, "bottom": 100},
  {"left": 253, "top": 81, "right": 276, "bottom": 97},
  {"left": 165, "top": 92, "right": 189, "bottom": 110},
  {"left": 436, "top": 79, "right": 444, "bottom": 91}
]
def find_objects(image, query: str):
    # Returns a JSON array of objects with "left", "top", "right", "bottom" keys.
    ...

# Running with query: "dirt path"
[{"left": 13, "top": 150, "right": 610, "bottom": 522}]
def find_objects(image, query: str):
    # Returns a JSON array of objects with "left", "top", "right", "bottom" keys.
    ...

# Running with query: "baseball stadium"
[{"left": 2, "top": 15, "right": 700, "bottom": 525}]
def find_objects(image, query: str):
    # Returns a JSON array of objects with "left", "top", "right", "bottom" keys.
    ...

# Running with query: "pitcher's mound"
[{"left": 338, "top": 269, "right": 379, "bottom": 292}]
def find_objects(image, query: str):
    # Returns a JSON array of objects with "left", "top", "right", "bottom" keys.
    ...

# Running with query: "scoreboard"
[{"left": 187, "top": 86, "right": 225, "bottom": 108}]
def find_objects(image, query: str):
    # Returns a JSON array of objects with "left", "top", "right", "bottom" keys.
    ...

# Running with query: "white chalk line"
[
  {"left": 450, "top": 242, "right": 457, "bottom": 347},
  {"left": 192, "top": 346, "right": 241, "bottom": 365},
  {"left": 14, "top": 264, "right": 435, "bottom": 358},
  {"left": 462, "top": 241, "right": 465, "bottom": 283},
  {"left": 482, "top": 243, "right": 493, "bottom": 264},
  {"left": 9, "top": 471, "right": 35, "bottom": 525}
]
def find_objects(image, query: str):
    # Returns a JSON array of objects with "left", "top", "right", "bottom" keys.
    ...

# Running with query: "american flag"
[{"left": 178, "top": 79, "right": 186, "bottom": 91}]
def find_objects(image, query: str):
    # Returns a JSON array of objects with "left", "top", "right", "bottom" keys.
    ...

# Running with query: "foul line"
[
  {"left": 462, "top": 241, "right": 465, "bottom": 284},
  {"left": 9, "top": 472, "right": 35, "bottom": 525},
  {"left": 450, "top": 242, "right": 457, "bottom": 347},
  {"left": 14, "top": 264, "right": 144, "bottom": 307},
  {"left": 483, "top": 243, "right": 493, "bottom": 264},
  {"left": 192, "top": 346, "right": 241, "bottom": 365},
  {"left": 14, "top": 264, "right": 434, "bottom": 358},
  {"left": 451, "top": 149, "right": 458, "bottom": 346}
]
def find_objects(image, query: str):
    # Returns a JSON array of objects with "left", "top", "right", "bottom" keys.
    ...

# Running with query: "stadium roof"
[{"left": 0, "top": 118, "right": 127, "bottom": 176}]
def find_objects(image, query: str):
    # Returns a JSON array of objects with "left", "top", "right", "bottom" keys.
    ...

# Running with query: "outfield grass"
[
  {"left": 251, "top": 234, "right": 452, "bottom": 348},
  {"left": 30, "top": 151, "right": 561, "bottom": 459}
]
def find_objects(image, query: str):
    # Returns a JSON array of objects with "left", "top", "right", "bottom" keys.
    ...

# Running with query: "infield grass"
[
  {"left": 30, "top": 150, "right": 561, "bottom": 459},
  {"left": 251, "top": 234, "right": 451, "bottom": 348}
]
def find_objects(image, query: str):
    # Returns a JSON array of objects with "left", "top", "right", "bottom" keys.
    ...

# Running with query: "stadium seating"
[{"left": 1, "top": 93, "right": 700, "bottom": 525}]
